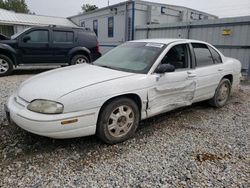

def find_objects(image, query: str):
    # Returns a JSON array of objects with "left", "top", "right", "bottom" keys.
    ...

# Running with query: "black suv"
[{"left": 0, "top": 26, "right": 101, "bottom": 76}]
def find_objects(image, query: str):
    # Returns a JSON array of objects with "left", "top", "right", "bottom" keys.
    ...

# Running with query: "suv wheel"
[
  {"left": 0, "top": 55, "right": 13, "bottom": 77},
  {"left": 71, "top": 55, "right": 89, "bottom": 65}
]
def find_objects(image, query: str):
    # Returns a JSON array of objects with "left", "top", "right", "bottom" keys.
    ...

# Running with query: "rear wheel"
[
  {"left": 96, "top": 98, "right": 140, "bottom": 144},
  {"left": 209, "top": 78, "right": 231, "bottom": 108},
  {"left": 0, "top": 55, "right": 13, "bottom": 77},
  {"left": 70, "top": 54, "right": 89, "bottom": 65}
]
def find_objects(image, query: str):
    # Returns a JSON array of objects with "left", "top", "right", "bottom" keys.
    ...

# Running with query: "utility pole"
[{"left": 108, "top": 0, "right": 110, "bottom": 6}]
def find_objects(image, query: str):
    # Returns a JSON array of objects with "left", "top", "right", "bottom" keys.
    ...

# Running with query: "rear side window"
[
  {"left": 208, "top": 46, "right": 222, "bottom": 64},
  {"left": 53, "top": 31, "right": 74, "bottom": 43},
  {"left": 192, "top": 43, "right": 214, "bottom": 67}
]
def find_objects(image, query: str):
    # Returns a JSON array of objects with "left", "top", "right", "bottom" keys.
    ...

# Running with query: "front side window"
[
  {"left": 53, "top": 31, "right": 74, "bottom": 43},
  {"left": 93, "top": 20, "right": 98, "bottom": 36},
  {"left": 192, "top": 43, "right": 214, "bottom": 67},
  {"left": 94, "top": 42, "right": 166, "bottom": 73},
  {"left": 208, "top": 46, "right": 222, "bottom": 64},
  {"left": 108, "top": 17, "right": 114, "bottom": 38},
  {"left": 25, "top": 30, "right": 49, "bottom": 43},
  {"left": 161, "top": 44, "right": 189, "bottom": 69}
]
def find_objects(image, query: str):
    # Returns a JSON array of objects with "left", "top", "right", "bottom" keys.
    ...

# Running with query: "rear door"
[
  {"left": 19, "top": 28, "right": 52, "bottom": 64},
  {"left": 51, "top": 29, "right": 75, "bottom": 63},
  {"left": 189, "top": 43, "right": 224, "bottom": 102},
  {"left": 147, "top": 43, "right": 196, "bottom": 117}
]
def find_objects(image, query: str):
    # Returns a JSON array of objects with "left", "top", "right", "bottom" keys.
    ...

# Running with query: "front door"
[
  {"left": 19, "top": 29, "right": 52, "bottom": 64},
  {"left": 147, "top": 43, "right": 196, "bottom": 117}
]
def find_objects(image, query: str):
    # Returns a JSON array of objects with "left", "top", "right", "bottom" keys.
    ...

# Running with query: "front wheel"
[
  {"left": 0, "top": 55, "right": 13, "bottom": 77},
  {"left": 96, "top": 98, "right": 140, "bottom": 144},
  {"left": 209, "top": 78, "right": 231, "bottom": 108},
  {"left": 70, "top": 54, "right": 89, "bottom": 65}
]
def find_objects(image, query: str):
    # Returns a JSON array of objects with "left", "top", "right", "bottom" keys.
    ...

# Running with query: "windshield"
[
  {"left": 11, "top": 27, "right": 31, "bottom": 40},
  {"left": 94, "top": 42, "right": 166, "bottom": 74}
]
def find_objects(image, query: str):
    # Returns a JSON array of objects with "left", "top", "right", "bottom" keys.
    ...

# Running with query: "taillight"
[{"left": 96, "top": 41, "right": 100, "bottom": 53}]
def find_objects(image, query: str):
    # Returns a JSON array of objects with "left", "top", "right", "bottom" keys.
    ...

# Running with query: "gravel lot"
[{"left": 0, "top": 70, "right": 249, "bottom": 187}]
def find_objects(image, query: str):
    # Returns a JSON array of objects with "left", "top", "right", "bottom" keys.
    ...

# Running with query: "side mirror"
[
  {"left": 23, "top": 35, "right": 31, "bottom": 43},
  {"left": 155, "top": 64, "right": 175, "bottom": 74}
]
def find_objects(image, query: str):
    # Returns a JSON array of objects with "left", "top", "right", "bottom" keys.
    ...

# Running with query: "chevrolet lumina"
[{"left": 5, "top": 39, "right": 241, "bottom": 144}]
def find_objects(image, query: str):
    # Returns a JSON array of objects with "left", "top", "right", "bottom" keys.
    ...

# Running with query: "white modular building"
[{"left": 69, "top": 0, "right": 217, "bottom": 53}]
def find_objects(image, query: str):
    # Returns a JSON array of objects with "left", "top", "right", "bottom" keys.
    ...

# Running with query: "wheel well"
[
  {"left": 0, "top": 50, "right": 15, "bottom": 65},
  {"left": 70, "top": 51, "right": 90, "bottom": 62},
  {"left": 98, "top": 94, "right": 142, "bottom": 119},
  {"left": 222, "top": 74, "right": 233, "bottom": 84}
]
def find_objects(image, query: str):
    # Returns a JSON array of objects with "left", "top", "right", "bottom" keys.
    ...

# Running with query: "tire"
[
  {"left": 96, "top": 98, "right": 140, "bottom": 144},
  {"left": 70, "top": 54, "right": 89, "bottom": 65},
  {"left": 0, "top": 55, "right": 13, "bottom": 77},
  {"left": 209, "top": 78, "right": 231, "bottom": 108}
]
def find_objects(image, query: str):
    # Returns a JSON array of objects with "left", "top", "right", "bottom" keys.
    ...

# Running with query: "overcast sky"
[{"left": 25, "top": 0, "right": 250, "bottom": 18}]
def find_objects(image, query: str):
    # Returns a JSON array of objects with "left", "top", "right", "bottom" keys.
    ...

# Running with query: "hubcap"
[
  {"left": 107, "top": 105, "right": 135, "bottom": 138},
  {"left": 76, "top": 58, "right": 87, "bottom": 64},
  {"left": 218, "top": 83, "right": 229, "bottom": 103},
  {"left": 0, "top": 59, "right": 9, "bottom": 73}
]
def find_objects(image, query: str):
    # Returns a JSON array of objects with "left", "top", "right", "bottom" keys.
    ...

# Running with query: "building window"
[
  {"left": 93, "top": 20, "right": 98, "bottom": 36},
  {"left": 108, "top": 17, "right": 114, "bottom": 38},
  {"left": 0, "top": 25, "right": 14, "bottom": 37},
  {"left": 127, "top": 17, "right": 132, "bottom": 40},
  {"left": 80, "top": 21, "right": 85, "bottom": 27}
]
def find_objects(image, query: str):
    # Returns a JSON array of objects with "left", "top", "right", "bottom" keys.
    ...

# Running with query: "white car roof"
[{"left": 130, "top": 38, "right": 206, "bottom": 45}]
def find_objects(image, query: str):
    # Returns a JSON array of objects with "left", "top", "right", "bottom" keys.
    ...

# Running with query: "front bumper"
[{"left": 6, "top": 94, "right": 98, "bottom": 139}]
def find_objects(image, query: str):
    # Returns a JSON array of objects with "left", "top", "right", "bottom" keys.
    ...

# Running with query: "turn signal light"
[{"left": 61, "top": 119, "right": 78, "bottom": 125}]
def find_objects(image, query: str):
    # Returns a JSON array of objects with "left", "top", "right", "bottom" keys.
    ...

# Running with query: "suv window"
[
  {"left": 162, "top": 44, "right": 189, "bottom": 69},
  {"left": 192, "top": 43, "right": 214, "bottom": 67},
  {"left": 53, "top": 31, "right": 74, "bottom": 43},
  {"left": 208, "top": 46, "right": 222, "bottom": 64},
  {"left": 25, "top": 30, "right": 49, "bottom": 43}
]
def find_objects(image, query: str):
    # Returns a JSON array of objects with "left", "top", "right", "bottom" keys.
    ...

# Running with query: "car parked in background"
[
  {"left": 0, "top": 25, "right": 101, "bottom": 76},
  {"left": 5, "top": 39, "right": 241, "bottom": 144}
]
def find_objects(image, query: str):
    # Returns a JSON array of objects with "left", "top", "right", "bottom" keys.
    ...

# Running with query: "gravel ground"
[{"left": 0, "top": 70, "right": 249, "bottom": 188}]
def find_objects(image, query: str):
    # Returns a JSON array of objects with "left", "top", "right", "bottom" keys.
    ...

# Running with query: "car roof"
[{"left": 130, "top": 38, "right": 206, "bottom": 45}]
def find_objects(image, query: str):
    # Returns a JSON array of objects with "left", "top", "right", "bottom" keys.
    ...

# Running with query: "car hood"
[{"left": 17, "top": 64, "right": 135, "bottom": 102}]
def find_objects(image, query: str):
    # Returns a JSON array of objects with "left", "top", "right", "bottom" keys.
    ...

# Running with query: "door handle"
[
  {"left": 218, "top": 68, "right": 224, "bottom": 71},
  {"left": 187, "top": 71, "right": 196, "bottom": 78},
  {"left": 188, "top": 74, "right": 197, "bottom": 78}
]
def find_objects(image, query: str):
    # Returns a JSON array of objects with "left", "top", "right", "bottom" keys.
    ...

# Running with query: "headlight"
[{"left": 27, "top": 99, "right": 64, "bottom": 114}]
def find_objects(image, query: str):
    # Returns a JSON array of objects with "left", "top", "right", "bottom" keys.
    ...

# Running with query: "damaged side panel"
[{"left": 146, "top": 80, "right": 196, "bottom": 117}]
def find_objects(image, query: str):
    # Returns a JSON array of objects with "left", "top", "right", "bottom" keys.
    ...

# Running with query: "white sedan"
[{"left": 5, "top": 39, "right": 241, "bottom": 144}]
